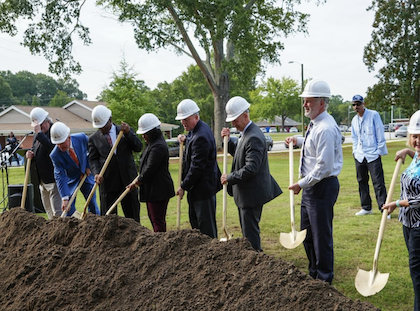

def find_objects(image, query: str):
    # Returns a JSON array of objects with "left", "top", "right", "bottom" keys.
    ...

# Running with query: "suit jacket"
[
  {"left": 32, "top": 127, "right": 56, "bottom": 184},
  {"left": 50, "top": 133, "right": 94, "bottom": 199},
  {"left": 88, "top": 124, "right": 142, "bottom": 193},
  {"left": 138, "top": 135, "right": 175, "bottom": 202},
  {"left": 227, "top": 122, "right": 282, "bottom": 208},
  {"left": 181, "top": 120, "right": 222, "bottom": 202}
]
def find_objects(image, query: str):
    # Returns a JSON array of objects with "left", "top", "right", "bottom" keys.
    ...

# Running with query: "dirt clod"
[{"left": 0, "top": 209, "right": 378, "bottom": 310}]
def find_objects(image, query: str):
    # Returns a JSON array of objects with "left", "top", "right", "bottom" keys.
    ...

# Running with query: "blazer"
[
  {"left": 32, "top": 127, "right": 56, "bottom": 184},
  {"left": 88, "top": 124, "right": 142, "bottom": 193},
  {"left": 227, "top": 122, "right": 282, "bottom": 208},
  {"left": 181, "top": 119, "right": 222, "bottom": 202},
  {"left": 138, "top": 135, "right": 175, "bottom": 202},
  {"left": 50, "top": 133, "right": 94, "bottom": 199}
]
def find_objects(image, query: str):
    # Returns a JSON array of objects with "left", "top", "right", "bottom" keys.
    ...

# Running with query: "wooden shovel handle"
[
  {"left": 61, "top": 174, "right": 87, "bottom": 217},
  {"left": 176, "top": 140, "right": 184, "bottom": 230},
  {"left": 82, "top": 130, "right": 124, "bottom": 219},
  {"left": 20, "top": 157, "right": 32, "bottom": 210},
  {"left": 106, "top": 175, "right": 139, "bottom": 216}
]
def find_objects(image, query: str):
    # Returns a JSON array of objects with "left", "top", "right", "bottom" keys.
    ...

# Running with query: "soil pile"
[{"left": 0, "top": 209, "right": 378, "bottom": 311}]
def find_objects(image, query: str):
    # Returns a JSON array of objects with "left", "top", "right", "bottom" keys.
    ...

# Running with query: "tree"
[
  {"left": 49, "top": 90, "right": 73, "bottom": 107},
  {"left": 98, "top": 60, "right": 156, "bottom": 129},
  {"left": 0, "top": 0, "right": 314, "bottom": 147},
  {"left": 0, "top": 76, "right": 14, "bottom": 109},
  {"left": 364, "top": 0, "right": 420, "bottom": 114},
  {"left": 249, "top": 77, "right": 300, "bottom": 131}
]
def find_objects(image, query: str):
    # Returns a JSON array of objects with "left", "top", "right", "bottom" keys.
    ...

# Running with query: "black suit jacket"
[
  {"left": 33, "top": 127, "right": 56, "bottom": 184},
  {"left": 181, "top": 120, "right": 222, "bottom": 202},
  {"left": 227, "top": 122, "right": 282, "bottom": 208},
  {"left": 88, "top": 124, "right": 143, "bottom": 193},
  {"left": 138, "top": 135, "right": 175, "bottom": 202}
]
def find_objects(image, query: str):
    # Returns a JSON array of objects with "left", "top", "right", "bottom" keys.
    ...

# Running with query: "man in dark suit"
[
  {"left": 49, "top": 122, "right": 99, "bottom": 217},
  {"left": 221, "top": 96, "right": 282, "bottom": 251},
  {"left": 26, "top": 107, "right": 61, "bottom": 218},
  {"left": 175, "top": 99, "right": 221, "bottom": 238},
  {"left": 88, "top": 105, "right": 142, "bottom": 222}
]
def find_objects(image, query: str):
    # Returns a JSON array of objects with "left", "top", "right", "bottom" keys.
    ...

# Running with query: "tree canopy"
[{"left": 364, "top": 0, "right": 420, "bottom": 114}]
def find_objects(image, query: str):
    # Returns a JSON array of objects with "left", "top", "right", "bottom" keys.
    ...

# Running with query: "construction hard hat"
[
  {"left": 299, "top": 80, "right": 331, "bottom": 98},
  {"left": 30, "top": 107, "right": 49, "bottom": 127},
  {"left": 92, "top": 105, "right": 112, "bottom": 128},
  {"left": 225, "top": 96, "right": 251, "bottom": 122},
  {"left": 137, "top": 113, "right": 161, "bottom": 134},
  {"left": 175, "top": 99, "right": 200, "bottom": 120},
  {"left": 407, "top": 110, "right": 420, "bottom": 134},
  {"left": 50, "top": 122, "right": 70, "bottom": 144}
]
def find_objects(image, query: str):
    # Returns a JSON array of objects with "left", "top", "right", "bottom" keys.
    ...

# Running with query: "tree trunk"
[{"left": 213, "top": 72, "right": 230, "bottom": 150}]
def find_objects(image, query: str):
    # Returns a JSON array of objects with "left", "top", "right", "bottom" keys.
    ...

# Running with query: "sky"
[{"left": 0, "top": 0, "right": 379, "bottom": 102}]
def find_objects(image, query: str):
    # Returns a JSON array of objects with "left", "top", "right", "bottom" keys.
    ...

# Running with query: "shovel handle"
[
  {"left": 372, "top": 158, "right": 402, "bottom": 271},
  {"left": 61, "top": 174, "right": 87, "bottom": 217},
  {"left": 20, "top": 157, "right": 32, "bottom": 210},
  {"left": 289, "top": 142, "right": 295, "bottom": 223},
  {"left": 82, "top": 130, "right": 124, "bottom": 219},
  {"left": 176, "top": 140, "right": 184, "bottom": 230}
]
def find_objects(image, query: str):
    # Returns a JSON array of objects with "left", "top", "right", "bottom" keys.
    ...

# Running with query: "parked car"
[
  {"left": 383, "top": 124, "right": 390, "bottom": 132},
  {"left": 260, "top": 127, "right": 267, "bottom": 133},
  {"left": 289, "top": 127, "right": 298, "bottom": 133},
  {"left": 395, "top": 125, "right": 408, "bottom": 137},
  {"left": 165, "top": 138, "right": 180, "bottom": 157},
  {"left": 229, "top": 135, "right": 273, "bottom": 151},
  {"left": 269, "top": 128, "right": 277, "bottom": 133},
  {"left": 230, "top": 127, "right": 239, "bottom": 134}
]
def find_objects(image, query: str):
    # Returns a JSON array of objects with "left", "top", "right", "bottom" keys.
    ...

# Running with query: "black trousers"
[
  {"left": 355, "top": 157, "right": 387, "bottom": 211},
  {"left": 403, "top": 225, "right": 420, "bottom": 311},
  {"left": 301, "top": 177, "right": 339, "bottom": 284},
  {"left": 100, "top": 188, "right": 140, "bottom": 223},
  {"left": 238, "top": 205, "right": 263, "bottom": 252},
  {"left": 188, "top": 195, "right": 218, "bottom": 238}
]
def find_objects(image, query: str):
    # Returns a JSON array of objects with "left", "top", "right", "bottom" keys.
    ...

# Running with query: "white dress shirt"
[{"left": 297, "top": 111, "right": 343, "bottom": 189}]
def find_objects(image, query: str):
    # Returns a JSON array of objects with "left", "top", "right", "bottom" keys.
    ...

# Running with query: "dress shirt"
[
  {"left": 297, "top": 111, "right": 343, "bottom": 189},
  {"left": 351, "top": 108, "right": 387, "bottom": 163},
  {"left": 108, "top": 124, "right": 117, "bottom": 153}
]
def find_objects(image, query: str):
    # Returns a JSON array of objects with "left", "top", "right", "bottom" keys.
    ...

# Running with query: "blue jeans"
[{"left": 67, "top": 181, "right": 99, "bottom": 216}]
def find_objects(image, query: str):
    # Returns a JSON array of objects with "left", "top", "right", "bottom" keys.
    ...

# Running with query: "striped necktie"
[
  {"left": 105, "top": 134, "right": 113, "bottom": 147},
  {"left": 69, "top": 148, "right": 79, "bottom": 166}
]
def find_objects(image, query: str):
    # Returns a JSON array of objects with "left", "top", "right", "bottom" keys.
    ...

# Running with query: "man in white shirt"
[
  {"left": 285, "top": 80, "right": 343, "bottom": 285},
  {"left": 351, "top": 95, "right": 388, "bottom": 216}
]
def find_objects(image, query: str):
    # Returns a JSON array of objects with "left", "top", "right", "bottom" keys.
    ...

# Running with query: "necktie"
[
  {"left": 69, "top": 148, "right": 79, "bottom": 166},
  {"left": 105, "top": 134, "right": 113, "bottom": 147},
  {"left": 300, "top": 122, "right": 314, "bottom": 176}
]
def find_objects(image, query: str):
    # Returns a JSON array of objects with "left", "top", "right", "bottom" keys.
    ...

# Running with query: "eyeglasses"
[{"left": 352, "top": 102, "right": 362, "bottom": 106}]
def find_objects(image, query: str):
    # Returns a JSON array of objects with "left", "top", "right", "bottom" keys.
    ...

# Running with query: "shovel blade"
[
  {"left": 355, "top": 268, "right": 389, "bottom": 297},
  {"left": 279, "top": 229, "right": 307, "bottom": 249},
  {"left": 71, "top": 210, "right": 82, "bottom": 219}
]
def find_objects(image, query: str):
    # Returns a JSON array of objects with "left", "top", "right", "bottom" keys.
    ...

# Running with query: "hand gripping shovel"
[
  {"left": 20, "top": 157, "right": 32, "bottom": 210},
  {"left": 176, "top": 140, "right": 184, "bottom": 230},
  {"left": 279, "top": 142, "right": 307, "bottom": 249},
  {"left": 106, "top": 176, "right": 139, "bottom": 216},
  {"left": 220, "top": 135, "right": 232, "bottom": 242},
  {"left": 81, "top": 130, "right": 124, "bottom": 219},
  {"left": 355, "top": 158, "right": 402, "bottom": 296},
  {"left": 61, "top": 174, "right": 87, "bottom": 218}
]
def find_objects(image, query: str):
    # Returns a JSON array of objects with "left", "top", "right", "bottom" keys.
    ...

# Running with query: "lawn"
[{"left": 2, "top": 139, "right": 412, "bottom": 311}]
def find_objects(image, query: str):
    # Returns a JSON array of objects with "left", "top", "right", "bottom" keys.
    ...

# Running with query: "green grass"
[{"left": 3, "top": 139, "right": 413, "bottom": 311}]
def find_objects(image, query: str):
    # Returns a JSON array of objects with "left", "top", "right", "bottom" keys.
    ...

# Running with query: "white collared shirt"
[{"left": 297, "top": 111, "right": 343, "bottom": 189}]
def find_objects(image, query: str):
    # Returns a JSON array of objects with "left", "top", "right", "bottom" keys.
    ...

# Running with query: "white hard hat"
[
  {"left": 92, "top": 105, "right": 112, "bottom": 128},
  {"left": 175, "top": 99, "right": 200, "bottom": 120},
  {"left": 30, "top": 107, "right": 49, "bottom": 127},
  {"left": 299, "top": 80, "right": 331, "bottom": 98},
  {"left": 137, "top": 113, "right": 161, "bottom": 134},
  {"left": 407, "top": 110, "right": 420, "bottom": 134},
  {"left": 225, "top": 96, "right": 251, "bottom": 122},
  {"left": 50, "top": 122, "right": 70, "bottom": 144}
]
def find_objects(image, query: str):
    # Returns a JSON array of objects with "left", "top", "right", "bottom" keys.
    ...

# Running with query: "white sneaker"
[
  {"left": 355, "top": 209, "right": 373, "bottom": 216},
  {"left": 387, "top": 214, "right": 391, "bottom": 219}
]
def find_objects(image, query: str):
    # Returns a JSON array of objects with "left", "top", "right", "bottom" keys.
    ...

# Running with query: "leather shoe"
[{"left": 355, "top": 209, "right": 373, "bottom": 216}]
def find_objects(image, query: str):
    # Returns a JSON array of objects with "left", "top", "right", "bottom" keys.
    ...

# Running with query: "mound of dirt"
[{"left": 0, "top": 209, "right": 378, "bottom": 311}]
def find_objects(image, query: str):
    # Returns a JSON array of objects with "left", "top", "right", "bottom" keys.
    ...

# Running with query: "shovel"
[
  {"left": 20, "top": 157, "right": 32, "bottom": 210},
  {"left": 176, "top": 140, "right": 184, "bottom": 230},
  {"left": 355, "top": 158, "right": 402, "bottom": 297},
  {"left": 220, "top": 135, "right": 232, "bottom": 242},
  {"left": 81, "top": 130, "right": 124, "bottom": 219},
  {"left": 279, "top": 142, "right": 307, "bottom": 249},
  {"left": 61, "top": 174, "right": 87, "bottom": 218},
  {"left": 106, "top": 176, "right": 139, "bottom": 216}
]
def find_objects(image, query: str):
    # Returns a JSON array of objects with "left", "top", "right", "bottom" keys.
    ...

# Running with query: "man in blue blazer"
[
  {"left": 175, "top": 99, "right": 222, "bottom": 238},
  {"left": 221, "top": 96, "right": 282, "bottom": 251},
  {"left": 50, "top": 122, "right": 99, "bottom": 217}
]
